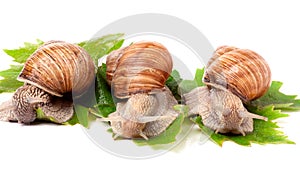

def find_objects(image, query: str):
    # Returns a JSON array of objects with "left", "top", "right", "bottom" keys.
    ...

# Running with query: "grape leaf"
[
  {"left": 192, "top": 106, "right": 294, "bottom": 146},
  {"left": 3, "top": 39, "right": 44, "bottom": 63},
  {"left": 94, "top": 64, "right": 116, "bottom": 118},
  {"left": 178, "top": 68, "right": 205, "bottom": 94},
  {"left": 0, "top": 40, "right": 45, "bottom": 93},
  {"left": 35, "top": 108, "right": 65, "bottom": 124},
  {"left": 0, "top": 65, "right": 24, "bottom": 93},
  {"left": 73, "top": 105, "right": 89, "bottom": 128},
  {"left": 185, "top": 68, "right": 297, "bottom": 146},
  {"left": 36, "top": 108, "right": 54, "bottom": 122},
  {"left": 165, "top": 70, "right": 183, "bottom": 102},
  {"left": 78, "top": 33, "right": 124, "bottom": 66},
  {"left": 250, "top": 81, "right": 300, "bottom": 110},
  {"left": 194, "top": 67, "right": 205, "bottom": 87},
  {"left": 134, "top": 108, "right": 185, "bottom": 146},
  {"left": 63, "top": 113, "right": 80, "bottom": 126}
]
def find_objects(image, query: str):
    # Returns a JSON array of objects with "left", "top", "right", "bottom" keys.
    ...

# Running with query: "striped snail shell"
[
  {"left": 0, "top": 41, "right": 95, "bottom": 124},
  {"left": 106, "top": 41, "right": 173, "bottom": 98},
  {"left": 203, "top": 46, "right": 271, "bottom": 102},
  {"left": 103, "top": 41, "right": 179, "bottom": 140},
  {"left": 18, "top": 41, "right": 95, "bottom": 97}
]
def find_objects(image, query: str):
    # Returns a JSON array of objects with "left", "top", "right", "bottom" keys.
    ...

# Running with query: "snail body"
[
  {"left": 184, "top": 46, "right": 271, "bottom": 135},
  {"left": 109, "top": 88, "right": 178, "bottom": 139},
  {"left": 0, "top": 41, "right": 95, "bottom": 124},
  {"left": 104, "top": 41, "right": 179, "bottom": 140},
  {"left": 185, "top": 83, "right": 267, "bottom": 135}
]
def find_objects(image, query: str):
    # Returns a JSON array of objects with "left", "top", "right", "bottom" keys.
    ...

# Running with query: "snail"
[
  {"left": 184, "top": 46, "right": 271, "bottom": 136},
  {"left": 0, "top": 41, "right": 95, "bottom": 124},
  {"left": 103, "top": 41, "right": 179, "bottom": 140}
]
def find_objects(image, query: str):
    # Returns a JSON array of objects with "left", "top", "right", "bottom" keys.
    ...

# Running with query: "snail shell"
[
  {"left": 104, "top": 41, "right": 179, "bottom": 139},
  {"left": 204, "top": 46, "right": 271, "bottom": 102},
  {"left": 18, "top": 41, "right": 95, "bottom": 97},
  {"left": 106, "top": 41, "right": 173, "bottom": 98}
]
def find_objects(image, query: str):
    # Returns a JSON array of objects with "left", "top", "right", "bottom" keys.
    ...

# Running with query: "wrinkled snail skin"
[
  {"left": 184, "top": 85, "right": 267, "bottom": 136},
  {"left": 184, "top": 46, "right": 271, "bottom": 136},
  {"left": 108, "top": 87, "right": 179, "bottom": 140},
  {"left": 40, "top": 94, "right": 74, "bottom": 123},
  {"left": 0, "top": 100, "right": 17, "bottom": 122},
  {"left": 0, "top": 41, "right": 95, "bottom": 124},
  {"left": 105, "top": 41, "right": 179, "bottom": 140},
  {"left": 12, "top": 85, "right": 50, "bottom": 123}
]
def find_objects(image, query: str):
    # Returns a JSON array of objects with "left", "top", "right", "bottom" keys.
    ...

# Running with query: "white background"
[{"left": 0, "top": 0, "right": 300, "bottom": 169}]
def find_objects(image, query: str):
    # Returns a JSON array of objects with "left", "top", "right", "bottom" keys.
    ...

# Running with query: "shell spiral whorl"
[
  {"left": 17, "top": 41, "right": 95, "bottom": 97},
  {"left": 204, "top": 46, "right": 271, "bottom": 102},
  {"left": 106, "top": 41, "right": 173, "bottom": 99}
]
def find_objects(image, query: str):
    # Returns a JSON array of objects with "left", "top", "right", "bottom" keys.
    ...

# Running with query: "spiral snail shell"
[
  {"left": 184, "top": 46, "right": 271, "bottom": 135},
  {"left": 103, "top": 41, "right": 179, "bottom": 140},
  {"left": 204, "top": 46, "right": 271, "bottom": 103},
  {"left": 0, "top": 41, "right": 95, "bottom": 124},
  {"left": 106, "top": 41, "right": 173, "bottom": 98},
  {"left": 18, "top": 41, "right": 95, "bottom": 97}
]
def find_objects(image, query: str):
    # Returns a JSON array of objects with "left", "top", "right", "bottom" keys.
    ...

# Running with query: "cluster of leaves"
[
  {"left": 0, "top": 39, "right": 44, "bottom": 93},
  {"left": 1, "top": 35, "right": 300, "bottom": 147}
]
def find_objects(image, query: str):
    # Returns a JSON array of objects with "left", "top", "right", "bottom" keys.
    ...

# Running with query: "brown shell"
[
  {"left": 204, "top": 46, "right": 271, "bottom": 102},
  {"left": 106, "top": 41, "right": 173, "bottom": 98},
  {"left": 18, "top": 41, "right": 95, "bottom": 97}
]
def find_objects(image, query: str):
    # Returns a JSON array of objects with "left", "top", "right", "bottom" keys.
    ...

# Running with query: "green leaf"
[
  {"left": 94, "top": 64, "right": 116, "bottom": 118},
  {"left": 178, "top": 68, "right": 205, "bottom": 94},
  {"left": 134, "top": 109, "right": 185, "bottom": 146},
  {"left": 0, "top": 65, "right": 24, "bottom": 93},
  {"left": 36, "top": 107, "right": 81, "bottom": 125},
  {"left": 74, "top": 105, "right": 89, "bottom": 128},
  {"left": 192, "top": 106, "right": 294, "bottom": 146},
  {"left": 35, "top": 108, "right": 63, "bottom": 123},
  {"left": 194, "top": 67, "right": 205, "bottom": 87},
  {"left": 3, "top": 39, "right": 44, "bottom": 63},
  {"left": 178, "top": 80, "right": 198, "bottom": 94},
  {"left": 165, "top": 70, "right": 183, "bottom": 102},
  {"left": 78, "top": 33, "right": 124, "bottom": 66},
  {"left": 106, "top": 39, "right": 125, "bottom": 54},
  {"left": 0, "top": 40, "right": 44, "bottom": 93},
  {"left": 63, "top": 113, "right": 80, "bottom": 126},
  {"left": 247, "top": 105, "right": 289, "bottom": 121},
  {"left": 250, "top": 81, "right": 300, "bottom": 110}
]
